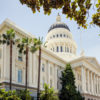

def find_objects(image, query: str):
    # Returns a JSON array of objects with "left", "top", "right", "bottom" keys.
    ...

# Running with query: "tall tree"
[
  {"left": 17, "top": 37, "right": 39, "bottom": 90},
  {"left": 19, "top": 0, "right": 100, "bottom": 28},
  {"left": 59, "top": 64, "right": 84, "bottom": 100},
  {"left": 36, "top": 37, "right": 43, "bottom": 100},
  {"left": 0, "top": 29, "right": 16, "bottom": 90}
]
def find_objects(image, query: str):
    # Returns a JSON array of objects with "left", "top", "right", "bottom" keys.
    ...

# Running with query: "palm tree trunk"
[
  {"left": 10, "top": 40, "right": 12, "bottom": 90},
  {"left": 37, "top": 46, "right": 41, "bottom": 100},
  {"left": 25, "top": 47, "right": 28, "bottom": 90}
]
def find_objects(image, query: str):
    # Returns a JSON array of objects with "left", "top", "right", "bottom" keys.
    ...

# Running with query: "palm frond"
[
  {"left": 30, "top": 46, "right": 38, "bottom": 53},
  {"left": 2, "top": 34, "right": 7, "bottom": 40},
  {"left": 2, "top": 40, "right": 6, "bottom": 44}
]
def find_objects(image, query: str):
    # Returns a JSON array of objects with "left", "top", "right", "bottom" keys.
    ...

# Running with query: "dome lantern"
[{"left": 56, "top": 13, "right": 61, "bottom": 22}]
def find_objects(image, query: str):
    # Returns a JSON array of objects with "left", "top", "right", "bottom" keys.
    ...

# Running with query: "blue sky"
[{"left": 0, "top": 0, "right": 100, "bottom": 62}]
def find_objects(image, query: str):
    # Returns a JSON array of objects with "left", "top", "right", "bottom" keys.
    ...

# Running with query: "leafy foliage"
[
  {"left": 40, "top": 84, "right": 59, "bottom": 100},
  {"left": 18, "top": 0, "right": 100, "bottom": 28},
  {"left": 17, "top": 37, "right": 42, "bottom": 54},
  {"left": 0, "top": 89, "right": 34, "bottom": 100},
  {"left": 16, "top": 89, "right": 33, "bottom": 100},
  {"left": 0, "top": 89, "right": 21, "bottom": 100},
  {"left": 59, "top": 64, "right": 84, "bottom": 100},
  {"left": 92, "top": 0, "right": 100, "bottom": 27},
  {"left": 0, "top": 29, "right": 16, "bottom": 45}
]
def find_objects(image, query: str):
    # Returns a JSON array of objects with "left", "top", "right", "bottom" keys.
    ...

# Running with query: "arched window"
[
  {"left": 57, "top": 34, "right": 59, "bottom": 37},
  {"left": 57, "top": 46, "right": 59, "bottom": 52},
  {"left": 61, "top": 46, "right": 63, "bottom": 52},
  {"left": 67, "top": 47, "right": 69, "bottom": 52},
  {"left": 53, "top": 35, "right": 55, "bottom": 38},
  {"left": 18, "top": 69, "right": 22, "bottom": 83},
  {"left": 64, "top": 34, "right": 66, "bottom": 37},
  {"left": 60, "top": 34, "right": 62, "bottom": 37}
]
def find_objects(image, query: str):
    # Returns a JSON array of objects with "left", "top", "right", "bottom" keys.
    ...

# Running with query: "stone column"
[
  {"left": 47, "top": 62, "right": 50, "bottom": 86},
  {"left": 87, "top": 70, "right": 90, "bottom": 93},
  {"left": 97, "top": 76, "right": 99, "bottom": 95},
  {"left": 99, "top": 77, "right": 100, "bottom": 96},
  {"left": 28, "top": 52, "right": 32, "bottom": 86},
  {"left": 90, "top": 72, "right": 93, "bottom": 94},
  {"left": 93, "top": 73, "right": 95, "bottom": 95},
  {"left": 81, "top": 66, "right": 86, "bottom": 93},
  {"left": 54, "top": 66, "right": 57, "bottom": 90},
  {"left": 33, "top": 54, "right": 36, "bottom": 84}
]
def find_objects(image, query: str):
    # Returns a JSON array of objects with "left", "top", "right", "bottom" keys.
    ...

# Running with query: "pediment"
[{"left": 85, "top": 57, "right": 100, "bottom": 68}]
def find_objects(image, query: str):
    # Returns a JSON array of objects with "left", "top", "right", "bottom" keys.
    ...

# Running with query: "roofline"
[{"left": 0, "top": 18, "right": 35, "bottom": 38}]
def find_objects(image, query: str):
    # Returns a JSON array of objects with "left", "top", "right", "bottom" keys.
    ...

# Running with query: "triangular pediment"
[{"left": 85, "top": 57, "right": 100, "bottom": 68}]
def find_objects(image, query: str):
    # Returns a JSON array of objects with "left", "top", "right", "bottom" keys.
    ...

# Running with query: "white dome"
[{"left": 45, "top": 14, "right": 77, "bottom": 61}]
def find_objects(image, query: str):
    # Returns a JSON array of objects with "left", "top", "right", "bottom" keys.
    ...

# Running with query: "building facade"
[{"left": 0, "top": 15, "right": 100, "bottom": 100}]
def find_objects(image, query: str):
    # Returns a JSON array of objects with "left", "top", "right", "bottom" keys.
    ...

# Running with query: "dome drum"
[{"left": 45, "top": 14, "right": 77, "bottom": 60}]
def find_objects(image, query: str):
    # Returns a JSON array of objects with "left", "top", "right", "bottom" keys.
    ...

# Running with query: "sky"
[{"left": 0, "top": 0, "right": 100, "bottom": 63}]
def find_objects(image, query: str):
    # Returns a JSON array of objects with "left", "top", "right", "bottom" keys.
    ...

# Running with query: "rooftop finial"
[{"left": 56, "top": 13, "right": 61, "bottom": 22}]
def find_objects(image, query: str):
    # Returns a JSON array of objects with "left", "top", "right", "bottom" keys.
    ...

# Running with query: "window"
[
  {"left": 53, "top": 35, "right": 55, "bottom": 38},
  {"left": 50, "top": 67, "right": 52, "bottom": 75},
  {"left": 60, "top": 46, "right": 63, "bottom": 52},
  {"left": 50, "top": 80, "right": 52, "bottom": 88},
  {"left": 0, "top": 49, "right": 1, "bottom": 59},
  {"left": 60, "top": 34, "right": 62, "bottom": 37},
  {"left": 57, "top": 46, "right": 59, "bottom": 52},
  {"left": 18, "top": 69, "right": 22, "bottom": 83},
  {"left": 42, "top": 64, "right": 45, "bottom": 72},
  {"left": 18, "top": 52, "right": 23, "bottom": 61},
  {"left": 67, "top": 47, "right": 69, "bottom": 52},
  {"left": 64, "top": 34, "right": 66, "bottom": 37},
  {"left": 57, "top": 34, "right": 59, "bottom": 37}
]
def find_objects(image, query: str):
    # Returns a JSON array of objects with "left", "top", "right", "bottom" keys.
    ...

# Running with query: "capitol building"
[{"left": 0, "top": 14, "right": 100, "bottom": 100}]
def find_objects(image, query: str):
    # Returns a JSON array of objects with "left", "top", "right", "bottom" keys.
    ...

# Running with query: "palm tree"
[
  {"left": 36, "top": 37, "right": 43, "bottom": 100},
  {"left": 0, "top": 29, "right": 16, "bottom": 90},
  {"left": 17, "top": 37, "right": 39, "bottom": 90}
]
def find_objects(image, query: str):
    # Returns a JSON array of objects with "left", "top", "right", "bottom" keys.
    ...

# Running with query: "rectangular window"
[
  {"left": 18, "top": 52, "right": 23, "bottom": 61},
  {"left": 50, "top": 67, "right": 52, "bottom": 75},
  {"left": 18, "top": 70, "right": 22, "bottom": 83},
  {"left": 42, "top": 64, "right": 45, "bottom": 72}
]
